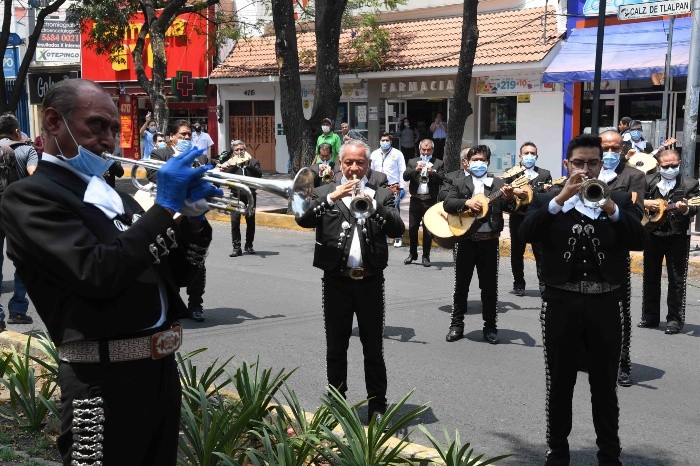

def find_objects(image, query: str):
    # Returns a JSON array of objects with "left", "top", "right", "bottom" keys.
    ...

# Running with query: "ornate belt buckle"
[
  {"left": 348, "top": 268, "right": 365, "bottom": 280},
  {"left": 150, "top": 324, "right": 182, "bottom": 360}
]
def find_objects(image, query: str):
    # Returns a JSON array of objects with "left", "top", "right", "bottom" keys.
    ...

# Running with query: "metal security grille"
[{"left": 228, "top": 100, "right": 276, "bottom": 171}]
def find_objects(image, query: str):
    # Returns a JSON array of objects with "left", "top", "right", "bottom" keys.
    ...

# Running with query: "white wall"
[{"left": 515, "top": 92, "right": 565, "bottom": 177}]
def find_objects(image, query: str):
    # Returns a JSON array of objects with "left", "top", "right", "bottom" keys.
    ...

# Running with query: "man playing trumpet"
[
  {"left": 310, "top": 143, "right": 339, "bottom": 187},
  {"left": 217, "top": 140, "right": 262, "bottom": 256}
]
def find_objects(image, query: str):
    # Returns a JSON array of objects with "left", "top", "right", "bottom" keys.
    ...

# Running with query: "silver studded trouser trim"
[
  {"left": 71, "top": 397, "right": 104, "bottom": 465},
  {"left": 619, "top": 255, "right": 632, "bottom": 373}
]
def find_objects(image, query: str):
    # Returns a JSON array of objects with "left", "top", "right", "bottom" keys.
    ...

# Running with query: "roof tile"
[{"left": 212, "top": 6, "right": 559, "bottom": 79}]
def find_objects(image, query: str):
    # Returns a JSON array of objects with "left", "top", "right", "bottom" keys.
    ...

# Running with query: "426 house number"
[{"left": 243, "top": 90, "right": 255, "bottom": 96}]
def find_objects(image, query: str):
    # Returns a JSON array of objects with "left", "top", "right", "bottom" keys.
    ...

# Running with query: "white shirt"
[
  {"left": 598, "top": 168, "right": 618, "bottom": 184},
  {"left": 468, "top": 174, "right": 494, "bottom": 232},
  {"left": 548, "top": 195, "right": 620, "bottom": 221},
  {"left": 524, "top": 167, "right": 538, "bottom": 180},
  {"left": 370, "top": 148, "right": 406, "bottom": 188},
  {"left": 658, "top": 178, "right": 676, "bottom": 197},
  {"left": 192, "top": 131, "right": 214, "bottom": 151}
]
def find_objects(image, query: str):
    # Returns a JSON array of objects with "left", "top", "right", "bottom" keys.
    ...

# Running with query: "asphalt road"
[{"left": 3, "top": 222, "right": 699, "bottom": 465}]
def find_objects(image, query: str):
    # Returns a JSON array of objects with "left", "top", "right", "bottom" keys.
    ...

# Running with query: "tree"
[
  {"left": 0, "top": 0, "right": 69, "bottom": 114},
  {"left": 271, "top": 0, "right": 403, "bottom": 173},
  {"left": 443, "top": 0, "right": 479, "bottom": 173},
  {"left": 69, "top": 0, "right": 219, "bottom": 132}
]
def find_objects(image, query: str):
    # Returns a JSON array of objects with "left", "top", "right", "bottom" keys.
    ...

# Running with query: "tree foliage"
[
  {"left": 0, "top": 0, "right": 69, "bottom": 114},
  {"left": 69, "top": 0, "right": 219, "bottom": 132}
]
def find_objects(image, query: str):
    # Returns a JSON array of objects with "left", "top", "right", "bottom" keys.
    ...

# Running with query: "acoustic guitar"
[
  {"left": 514, "top": 176, "right": 568, "bottom": 212},
  {"left": 642, "top": 196, "right": 700, "bottom": 230},
  {"left": 447, "top": 176, "right": 529, "bottom": 236},
  {"left": 422, "top": 202, "right": 458, "bottom": 249},
  {"left": 501, "top": 165, "right": 525, "bottom": 182},
  {"left": 626, "top": 137, "right": 677, "bottom": 174}
]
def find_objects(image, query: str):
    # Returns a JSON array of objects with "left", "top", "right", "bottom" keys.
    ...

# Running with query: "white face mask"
[
  {"left": 659, "top": 166, "right": 680, "bottom": 180},
  {"left": 321, "top": 125, "right": 331, "bottom": 133}
]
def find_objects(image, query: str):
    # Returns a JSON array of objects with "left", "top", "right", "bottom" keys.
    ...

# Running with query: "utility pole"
[
  {"left": 681, "top": 0, "right": 700, "bottom": 178},
  {"left": 590, "top": 0, "right": 607, "bottom": 134}
]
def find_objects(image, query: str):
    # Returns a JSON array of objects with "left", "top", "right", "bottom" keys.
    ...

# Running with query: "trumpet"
[
  {"left": 349, "top": 174, "right": 375, "bottom": 219},
  {"left": 579, "top": 177, "right": 610, "bottom": 209},
  {"left": 104, "top": 154, "right": 315, "bottom": 217},
  {"left": 419, "top": 164, "right": 429, "bottom": 184},
  {"left": 320, "top": 163, "right": 334, "bottom": 184}
]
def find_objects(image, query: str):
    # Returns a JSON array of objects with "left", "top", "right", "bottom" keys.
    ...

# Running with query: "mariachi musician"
[
  {"left": 310, "top": 143, "right": 340, "bottom": 187},
  {"left": 443, "top": 145, "right": 515, "bottom": 345},
  {"left": 508, "top": 142, "right": 551, "bottom": 297},
  {"left": 640, "top": 149, "right": 699, "bottom": 335},
  {"left": 598, "top": 130, "right": 645, "bottom": 387},
  {"left": 402, "top": 139, "right": 445, "bottom": 267}
]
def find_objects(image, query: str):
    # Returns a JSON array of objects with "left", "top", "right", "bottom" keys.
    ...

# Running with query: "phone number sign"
[{"left": 477, "top": 76, "right": 557, "bottom": 95}]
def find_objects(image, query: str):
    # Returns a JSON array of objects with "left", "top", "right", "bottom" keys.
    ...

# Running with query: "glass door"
[{"left": 385, "top": 100, "right": 406, "bottom": 147}]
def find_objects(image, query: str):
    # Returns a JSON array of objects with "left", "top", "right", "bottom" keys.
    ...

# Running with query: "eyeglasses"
[
  {"left": 660, "top": 163, "right": 680, "bottom": 169},
  {"left": 568, "top": 159, "right": 601, "bottom": 169}
]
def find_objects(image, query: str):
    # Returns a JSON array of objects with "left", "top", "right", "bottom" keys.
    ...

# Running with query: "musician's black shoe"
[
  {"left": 617, "top": 370, "right": 632, "bottom": 387},
  {"left": 230, "top": 248, "right": 243, "bottom": 257},
  {"left": 445, "top": 327, "right": 463, "bottom": 342},
  {"left": 422, "top": 256, "right": 431, "bottom": 267},
  {"left": 513, "top": 287, "right": 525, "bottom": 297},
  {"left": 637, "top": 319, "right": 660, "bottom": 328},
  {"left": 189, "top": 306, "right": 205, "bottom": 322},
  {"left": 483, "top": 329, "right": 499, "bottom": 345},
  {"left": 244, "top": 244, "right": 256, "bottom": 254},
  {"left": 665, "top": 321, "right": 681, "bottom": 335},
  {"left": 404, "top": 254, "right": 417, "bottom": 265}
]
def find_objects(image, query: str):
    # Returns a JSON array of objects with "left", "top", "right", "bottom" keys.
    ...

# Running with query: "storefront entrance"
[{"left": 228, "top": 100, "right": 276, "bottom": 171}]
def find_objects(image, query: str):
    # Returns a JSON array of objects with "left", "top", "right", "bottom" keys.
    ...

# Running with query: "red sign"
[
  {"left": 119, "top": 94, "right": 139, "bottom": 159},
  {"left": 81, "top": 10, "right": 211, "bottom": 82}
]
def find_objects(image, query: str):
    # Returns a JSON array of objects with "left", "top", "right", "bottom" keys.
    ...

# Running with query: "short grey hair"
[
  {"left": 230, "top": 139, "right": 246, "bottom": 148},
  {"left": 459, "top": 147, "right": 471, "bottom": 160},
  {"left": 42, "top": 78, "right": 105, "bottom": 130},
  {"left": 339, "top": 139, "right": 370, "bottom": 160},
  {"left": 419, "top": 139, "right": 434, "bottom": 149}
]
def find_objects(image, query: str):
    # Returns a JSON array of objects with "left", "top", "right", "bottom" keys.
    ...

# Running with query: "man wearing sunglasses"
[
  {"left": 639, "top": 149, "right": 699, "bottom": 335},
  {"left": 520, "top": 134, "right": 647, "bottom": 466}
]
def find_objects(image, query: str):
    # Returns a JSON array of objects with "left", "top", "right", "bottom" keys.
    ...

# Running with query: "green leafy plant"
[
  {"left": 417, "top": 427, "right": 512, "bottom": 466},
  {"left": 315, "top": 387, "right": 427, "bottom": 466},
  {"left": 0, "top": 337, "right": 59, "bottom": 431},
  {"left": 177, "top": 349, "right": 234, "bottom": 397}
]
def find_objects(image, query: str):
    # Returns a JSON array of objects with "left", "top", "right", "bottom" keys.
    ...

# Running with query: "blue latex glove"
[
  {"left": 399, "top": 188, "right": 406, "bottom": 200},
  {"left": 155, "top": 148, "right": 208, "bottom": 212}
]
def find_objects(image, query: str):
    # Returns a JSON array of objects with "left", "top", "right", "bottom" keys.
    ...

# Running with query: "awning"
[{"left": 542, "top": 17, "right": 691, "bottom": 83}]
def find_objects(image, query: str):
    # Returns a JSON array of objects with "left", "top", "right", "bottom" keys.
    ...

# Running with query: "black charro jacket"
[
  {"left": 644, "top": 172, "right": 700, "bottom": 236},
  {"left": 403, "top": 156, "right": 445, "bottom": 199},
  {"left": 442, "top": 174, "right": 514, "bottom": 234}
]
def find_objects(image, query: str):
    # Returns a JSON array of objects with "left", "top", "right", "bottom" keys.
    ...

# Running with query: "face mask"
[
  {"left": 57, "top": 115, "right": 114, "bottom": 178},
  {"left": 469, "top": 160, "right": 488, "bottom": 178},
  {"left": 630, "top": 130, "right": 643, "bottom": 141},
  {"left": 404, "top": 122, "right": 410, "bottom": 128},
  {"left": 321, "top": 125, "right": 331, "bottom": 133},
  {"left": 380, "top": 141, "right": 392, "bottom": 151},
  {"left": 522, "top": 155, "right": 537, "bottom": 168},
  {"left": 156, "top": 141, "right": 167, "bottom": 149},
  {"left": 175, "top": 139, "right": 192, "bottom": 153},
  {"left": 420, "top": 154, "right": 431, "bottom": 161},
  {"left": 148, "top": 126, "right": 157, "bottom": 134},
  {"left": 659, "top": 166, "right": 679, "bottom": 180},
  {"left": 602, "top": 151, "right": 620, "bottom": 170}
]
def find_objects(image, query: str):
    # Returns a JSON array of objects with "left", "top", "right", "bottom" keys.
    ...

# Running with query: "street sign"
[{"left": 618, "top": 0, "right": 692, "bottom": 20}]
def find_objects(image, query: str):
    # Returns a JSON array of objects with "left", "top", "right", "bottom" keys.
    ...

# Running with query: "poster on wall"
[
  {"left": 35, "top": 10, "right": 81, "bottom": 63},
  {"left": 118, "top": 95, "right": 139, "bottom": 158},
  {"left": 477, "top": 76, "right": 557, "bottom": 95}
]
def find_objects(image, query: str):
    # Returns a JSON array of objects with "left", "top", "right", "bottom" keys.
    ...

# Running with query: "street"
[{"left": 3, "top": 221, "right": 699, "bottom": 465}]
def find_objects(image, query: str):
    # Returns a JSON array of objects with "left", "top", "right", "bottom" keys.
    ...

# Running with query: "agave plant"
[
  {"left": 417, "top": 426, "right": 512, "bottom": 466},
  {"left": 177, "top": 348, "right": 234, "bottom": 397},
  {"left": 315, "top": 387, "right": 428, "bottom": 466},
  {"left": 0, "top": 336, "right": 59, "bottom": 431}
]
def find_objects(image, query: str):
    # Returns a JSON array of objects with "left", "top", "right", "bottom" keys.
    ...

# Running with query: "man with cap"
[{"left": 316, "top": 118, "right": 342, "bottom": 162}]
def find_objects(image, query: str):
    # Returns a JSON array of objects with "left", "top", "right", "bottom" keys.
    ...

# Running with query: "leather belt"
[
  {"left": 467, "top": 231, "right": 500, "bottom": 241},
  {"left": 59, "top": 324, "right": 182, "bottom": 363},
  {"left": 412, "top": 194, "right": 433, "bottom": 201},
  {"left": 340, "top": 267, "right": 374, "bottom": 280},
  {"left": 548, "top": 281, "right": 620, "bottom": 294}
]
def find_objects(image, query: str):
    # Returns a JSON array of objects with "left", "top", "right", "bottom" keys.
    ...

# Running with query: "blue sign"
[
  {"left": 582, "top": 0, "right": 657, "bottom": 16},
  {"left": 7, "top": 33, "right": 21, "bottom": 46},
  {"left": 3, "top": 48, "right": 19, "bottom": 78}
]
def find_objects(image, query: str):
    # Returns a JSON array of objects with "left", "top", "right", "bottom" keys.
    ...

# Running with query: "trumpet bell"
[{"left": 579, "top": 178, "right": 610, "bottom": 209}]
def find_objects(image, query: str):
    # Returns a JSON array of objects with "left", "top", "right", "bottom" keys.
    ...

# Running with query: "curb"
[
  {"left": 0, "top": 330, "right": 444, "bottom": 465},
  {"left": 208, "top": 212, "right": 700, "bottom": 277}
]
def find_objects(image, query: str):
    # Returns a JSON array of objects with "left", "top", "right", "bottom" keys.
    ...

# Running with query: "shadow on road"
[
  {"left": 351, "top": 325, "right": 428, "bottom": 344},
  {"left": 629, "top": 362, "right": 665, "bottom": 388},
  {"left": 180, "top": 307, "right": 285, "bottom": 328}
]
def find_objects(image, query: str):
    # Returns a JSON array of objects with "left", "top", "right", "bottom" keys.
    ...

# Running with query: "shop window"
[
  {"left": 480, "top": 96, "right": 517, "bottom": 140},
  {"left": 620, "top": 79, "right": 663, "bottom": 94}
]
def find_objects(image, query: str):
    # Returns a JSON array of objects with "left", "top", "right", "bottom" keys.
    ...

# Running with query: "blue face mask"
[
  {"left": 157, "top": 141, "right": 167, "bottom": 149},
  {"left": 602, "top": 151, "right": 620, "bottom": 170},
  {"left": 57, "top": 115, "right": 114, "bottom": 178},
  {"left": 175, "top": 139, "right": 192, "bottom": 153},
  {"left": 469, "top": 160, "right": 488, "bottom": 178},
  {"left": 630, "top": 130, "right": 643, "bottom": 141},
  {"left": 659, "top": 166, "right": 679, "bottom": 180},
  {"left": 522, "top": 155, "right": 537, "bottom": 168},
  {"left": 420, "top": 154, "right": 431, "bottom": 161},
  {"left": 380, "top": 141, "right": 392, "bottom": 151},
  {"left": 148, "top": 126, "right": 157, "bottom": 134}
]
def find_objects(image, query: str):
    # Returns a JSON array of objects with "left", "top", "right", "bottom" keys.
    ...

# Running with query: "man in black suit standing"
[
  {"left": 520, "top": 134, "right": 647, "bottom": 466},
  {"left": 509, "top": 141, "right": 551, "bottom": 296},
  {"left": 437, "top": 149, "right": 470, "bottom": 202},
  {"left": 599, "top": 130, "right": 645, "bottom": 387},
  {"left": 217, "top": 139, "right": 263, "bottom": 257},
  {"left": 640, "top": 149, "right": 699, "bottom": 335},
  {"left": 443, "top": 145, "right": 514, "bottom": 345},
  {"left": 149, "top": 119, "right": 210, "bottom": 322},
  {"left": 296, "top": 139, "right": 405, "bottom": 423},
  {"left": 403, "top": 139, "right": 445, "bottom": 267}
]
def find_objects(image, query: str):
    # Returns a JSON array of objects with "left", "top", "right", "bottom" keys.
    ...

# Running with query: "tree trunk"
[
  {"left": 444, "top": 0, "right": 479, "bottom": 173},
  {"left": 272, "top": 0, "right": 347, "bottom": 174}
]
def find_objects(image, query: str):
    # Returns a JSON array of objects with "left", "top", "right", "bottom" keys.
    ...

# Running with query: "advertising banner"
[
  {"left": 28, "top": 71, "right": 79, "bottom": 104},
  {"left": 35, "top": 10, "right": 81, "bottom": 63}
]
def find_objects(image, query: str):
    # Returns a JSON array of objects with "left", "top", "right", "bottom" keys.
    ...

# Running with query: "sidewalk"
[{"left": 118, "top": 168, "right": 700, "bottom": 275}]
